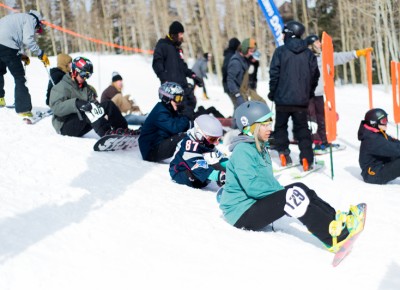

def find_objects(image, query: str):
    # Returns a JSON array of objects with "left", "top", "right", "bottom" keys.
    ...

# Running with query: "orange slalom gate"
[{"left": 321, "top": 32, "right": 337, "bottom": 144}]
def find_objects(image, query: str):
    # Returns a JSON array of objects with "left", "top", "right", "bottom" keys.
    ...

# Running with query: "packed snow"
[{"left": 0, "top": 53, "right": 399, "bottom": 290}]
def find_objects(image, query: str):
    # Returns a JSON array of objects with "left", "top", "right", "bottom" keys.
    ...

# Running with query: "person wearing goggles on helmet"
[
  {"left": 358, "top": 108, "right": 400, "bottom": 184},
  {"left": 49, "top": 56, "right": 138, "bottom": 138},
  {"left": 219, "top": 101, "right": 365, "bottom": 254},
  {"left": 0, "top": 10, "right": 49, "bottom": 117},
  {"left": 169, "top": 114, "right": 228, "bottom": 189},
  {"left": 139, "top": 82, "right": 191, "bottom": 162}
]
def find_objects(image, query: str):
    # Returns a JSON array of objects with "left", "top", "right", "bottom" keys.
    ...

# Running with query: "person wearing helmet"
[
  {"left": 358, "top": 108, "right": 400, "bottom": 184},
  {"left": 0, "top": 10, "right": 49, "bottom": 116},
  {"left": 268, "top": 20, "right": 319, "bottom": 170},
  {"left": 306, "top": 34, "right": 373, "bottom": 152},
  {"left": 139, "top": 82, "right": 191, "bottom": 162},
  {"left": 227, "top": 37, "right": 266, "bottom": 112},
  {"left": 169, "top": 114, "right": 228, "bottom": 188},
  {"left": 50, "top": 56, "right": 136, "bottom": 138},
  {"left": 219, "top": 101, "right": 365, "bottom": 253}
]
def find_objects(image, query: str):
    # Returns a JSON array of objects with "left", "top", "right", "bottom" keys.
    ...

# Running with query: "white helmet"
[{"left": 193, "top": 114, "right": 223, "bottom": 145}]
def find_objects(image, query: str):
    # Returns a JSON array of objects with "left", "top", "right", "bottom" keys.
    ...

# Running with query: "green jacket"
[
  {"left": 49, "top": 74, "right": 95, "bottom": 133},
  {"left": 219, "top": 136, "right": 284, "bottom": 225}
]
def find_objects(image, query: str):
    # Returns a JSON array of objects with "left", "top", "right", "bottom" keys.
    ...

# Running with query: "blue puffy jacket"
[{"left": 139, "top": 102, "right": 190, "bottom": 160}]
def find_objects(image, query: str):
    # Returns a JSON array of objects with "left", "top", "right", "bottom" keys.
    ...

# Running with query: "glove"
[
  {"left": 192, "top": 74, "right": 203, "bottom": 87},
  {"left": 38, "top": 51, "right": 50, "bottom": 66},
  {"left": 356, "top": 47, "right": 373, "bottom": 58},
  {"left": 308, "top": 121, "right": 318, "bottom": 134},
  {"left": 78, "top": 101, "right": 105, "bottom": 123},
  {"left": 268, "top": 92, "right": 274, "bottom": 101},
  {"left": 217, "top": 171, "right": 226, "bottom": 187},
  {"left": 235, "top": 93, "right": 245, "bottom": 106},
  {"left": 203, "top": 150, "right": 223, "bottom": 165},
  {"left": 21, "top": 54, "right": 30, "bottom": 66}
]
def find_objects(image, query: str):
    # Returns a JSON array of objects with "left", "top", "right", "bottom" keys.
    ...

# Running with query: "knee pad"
[{"left": 284, "top": 186, "right": 310, "bottom": 218}]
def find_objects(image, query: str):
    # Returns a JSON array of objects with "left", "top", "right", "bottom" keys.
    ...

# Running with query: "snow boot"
[{"left": 0, "top": 97, "right": 5, "bottom": 107}]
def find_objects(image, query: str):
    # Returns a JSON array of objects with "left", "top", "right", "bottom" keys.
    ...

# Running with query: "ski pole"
[{"left": 44, "top": 64, "right": 55, "bottom": 86}]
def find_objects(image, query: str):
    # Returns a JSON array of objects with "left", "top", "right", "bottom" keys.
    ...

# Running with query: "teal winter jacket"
[{"left": 219, "top": 136, "right": 284, "bottom": 225}]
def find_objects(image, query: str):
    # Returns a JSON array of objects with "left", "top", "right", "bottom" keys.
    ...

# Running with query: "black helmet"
[
  {"left": 306, "top": 34, "right": 319, "bottom": 45},
  {"left": 364, "top": 108, "right": 388, "bottom": 128},
  {"left": 234, "top": 101, "right": 272, "bottom": 133},
  {"left": 159, "top": 82, "right": 184, "bottom": 104},
  {"left": 72, "top": 57, "right": 93, "bottom": 79},
  {"left": 283, "top": 21, "right": 305, "bottom": 38}
]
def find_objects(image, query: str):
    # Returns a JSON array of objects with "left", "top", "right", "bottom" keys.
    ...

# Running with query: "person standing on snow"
[
  {"left": 191, "top": 52, "right": 212, "bottom": 100},
  {"left": 139, "top": 82, "right": 191, "bottom": 162},
  {"left": 222, "top": 37, "right": 241, "bottom": 94},
  {"left": 45, "top": 53, "right": 72, "bottom": 106},
  {"left": 227, "top": 38, "right": 259, "bottom": 110},
  {"left": 170, "top": 114, "right": 228, "bottom": 189},
  {"left": 219, "top": 100, "right": 365, "bottom": 254},
  {"left": 0, "top": 10, "right": 50, "bottom": 116},
  {"left": 358, "top": 108, "right": 400, "bottom": 184},
  {"left": 50, "top": 56, "right": 137, "bottom": 138},
  {"left": 306, "top": 34, "right": 373, "bottom": 152},
  {"left": 268, "top": 21, "right": 319, "bottom": 170},
  {"left": 152, "top": 21, "right": 203, "bottom": 120}
]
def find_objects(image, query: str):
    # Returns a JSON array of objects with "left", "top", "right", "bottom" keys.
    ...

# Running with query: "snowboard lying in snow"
[
  {"left": 94, "top": 134, "right": 139, "bottom": 152},
  {"left": 314, "top": 144, "right": 346, "bottom": 155}
]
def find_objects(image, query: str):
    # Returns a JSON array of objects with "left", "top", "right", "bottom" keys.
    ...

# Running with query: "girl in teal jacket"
[{"left": 219, "top": 101, "right": 365, "bottom": 253}]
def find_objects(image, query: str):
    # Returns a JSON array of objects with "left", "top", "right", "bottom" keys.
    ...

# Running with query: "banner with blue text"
[{"left": 257, "top": 0, "right": 284, "bottom": 46}]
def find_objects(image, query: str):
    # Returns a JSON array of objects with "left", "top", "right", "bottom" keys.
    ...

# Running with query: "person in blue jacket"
[
  {"left": 170, "top": 114, "right": 227, "bottom": 188},
  {"left": 219, "top": 101, "right": 365, "bottom": 253},
  {"left": 358, "top": 108, "right": 400, "bottom": 184},
  {"left": 139, "top": 82, "right": 191, "bottom": 162}
]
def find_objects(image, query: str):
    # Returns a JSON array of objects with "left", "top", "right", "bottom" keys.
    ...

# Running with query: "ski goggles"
[
  {"left": 173, "top": 94, "right": 184, "bottom": 103},
  {"left": 77, "top": 70, "right": 92, "bottom": 80},
  {"left": 205, "top": 135, "right": 221, "bottom": 145},
  {"left": 378, "top": 117, "right": 388, "bottom": 125}
]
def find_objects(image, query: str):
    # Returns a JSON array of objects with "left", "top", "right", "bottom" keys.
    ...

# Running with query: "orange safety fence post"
[
  {"left": 321, "top": 32, "right": 336, "bottom": 179},
  {"left": 366, "top": 51, "right": 373, "bottom": 109},
  {"left": 392, "top": 61, "right": 400, "bottom": 138}
]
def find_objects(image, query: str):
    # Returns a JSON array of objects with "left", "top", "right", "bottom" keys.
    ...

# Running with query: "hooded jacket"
[
  {"left": 358, "top": 121, "right": 400, "bottom": 181},
  {"left": 0, "top": 12, "right": 42, "bottom": 55},
  {"left": 152, "top": 37, "right": 194, "bottom": 86},
  {"left": 49, "top": 74, "right": 95, "bottom": 133},
  {"left": 219, "top": 135, "right": 284, "bottom": 225},
  {"left": 269, "top": 37, "right": 319, "bottom": 107},
  {"left": 226, "top": 52, "right": 249, "bottom": 96},
  {"left": 138, "top": 101, "right": 190, "bottom": 160}
]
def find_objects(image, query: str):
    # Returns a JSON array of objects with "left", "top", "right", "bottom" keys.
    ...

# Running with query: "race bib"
[{"left": 284, "top": 186, "right": 310, "bottom": 218}]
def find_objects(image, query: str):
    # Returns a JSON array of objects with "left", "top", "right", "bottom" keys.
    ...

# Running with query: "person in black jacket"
[
  {"left": 222, "top": 37, "right": 240, "bottom": 94},
  {"left": 46, "top": 53, "right": 72, "bottom": 106},
  {"left": 358, "top": 108, "right": 400, "bottom": 184},
  {"left": 152, "top": 21, "right": 203, "bottom": 120},
  {"left": 139, "top": 82, "right": 191, "bottom": 162},
  {"left": 268, "top": 21, "right": 319, "bottom": 170}
]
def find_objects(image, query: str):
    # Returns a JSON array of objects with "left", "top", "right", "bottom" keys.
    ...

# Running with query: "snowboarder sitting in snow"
[
  {"left": 219, "top": 101, "right": 365, "bottom": 253},
  {"left": 139, "top": 82, "right": 191, "bottom": 162},
  {"left": 169, "top": 114, "right": 228, "bottom": 188},
  {"left": 100, "top": 71, "right": 147, "bottom": 126},
  {"left": 358, "top": 108, "right": 400, "bottom": 184},
  {"left": 50, "top": 56, "right": 137, "bottom": 138}
]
